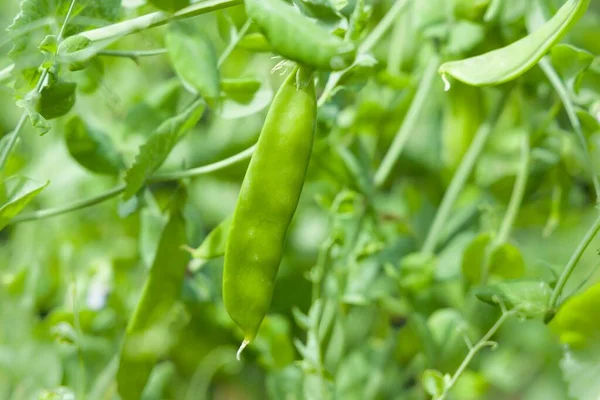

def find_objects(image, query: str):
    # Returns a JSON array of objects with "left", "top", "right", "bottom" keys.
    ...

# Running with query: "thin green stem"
[
  {"left": 317, "top": 0, "right": 411, "bottom": 107},
  {"left": 0, "top": 64, "right": 13, "bottom": 84},
  {"left": 422, "top": 90, "right": 511, "bottom": 255},
  {"left": 10, "top": 144, "right": 255, "bottom": 224},
  {"left": 497, "top": 136, "right": 530, "bottom": 244},
  {"left": 57, "top": 0, "right": 78, "bottom": 41},
  {"left": 217, "top": 19, "right": 252, "bottom": 67},
  {"left": 359, "top": 0, "right": 411, "bottom": 53},
  {"left": 539, "top": 58, "right": 600, "bottom": 202},
  {"left": 0, "top": 114, "right": 28, "bottom": 172},
  {"left": 374, "top": 55, "right": 439, "bottom": 187},
  {"left": 481, "top": 136, "right": 530, "bottom": 284},
  {"left": 548, "top": 213, "right": 600, "bottom": 315},
  {"left": 437, "top": 311, "right": 515, "bottom": 400},
  {"left": 97, "top": 48, "right": 168, "bottom": 58},
  {"left": 82, "top": 0, "right": 242, "bottom": 42}
]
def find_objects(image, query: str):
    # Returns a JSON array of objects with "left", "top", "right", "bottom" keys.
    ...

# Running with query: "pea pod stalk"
[{"left": 223, "top": 67, "right": 316, "bottom": 358}]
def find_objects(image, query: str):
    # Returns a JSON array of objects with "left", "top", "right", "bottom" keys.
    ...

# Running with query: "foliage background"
[{"left": 1, "top": 0, "right": 600, "bottom": 399}]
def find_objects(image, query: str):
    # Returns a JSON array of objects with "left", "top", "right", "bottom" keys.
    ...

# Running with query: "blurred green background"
[{"left": 1, "top": 0, "right": 600, "bottom": 399}]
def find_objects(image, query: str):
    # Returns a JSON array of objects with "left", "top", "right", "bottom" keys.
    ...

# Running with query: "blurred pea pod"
[
  {"left": 117, "top": 205, "right": 189, "bottom": 400},
  {"left": 441, "top": 82, "right": 483, "bottom": 176},
  {"left": 439, "top": 0, "right": 590, "bottom": 87},
  {"left": 245, "top": 0, "right": 356, "bottom": 70}
]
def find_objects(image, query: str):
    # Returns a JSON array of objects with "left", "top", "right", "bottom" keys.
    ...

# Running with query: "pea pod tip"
[{"left": 236, "top": 339, "right": 250, "bottom": 361}]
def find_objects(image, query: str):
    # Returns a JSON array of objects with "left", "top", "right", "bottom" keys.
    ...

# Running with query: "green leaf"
[
  {"left": 166, "top": 21, "right": 220, "bottom": 104},
  {"left": 439, "top": 0, "right": 591, "bottom": 87},
  {"left": 39, "top": 35, "right": 58, "bottom": 69},
  {"left": 57, "top": 35, "right": 93, "bottom": 71},
  {"left": 0, "top": 177, "right": 49, "bottom": 230},
  {"left": 188, "top": 215, "right": 232, "bottom": 260},
  {"left": 462, "top": 233, "right": 525, "bottom": 284},
  {"left": 216, "top": 78, "right": 273, "bottom": 120},
  {"left": 422, "top": 369, "right": 450, "bottom": 397},
  {"left": 551, "top": 283, "right": 600, "bottom": 400},
  {"left": 397, "top": 252, "right": 436, "bottom": 293},
  {"left": 474, "top": 279, "right": 552, "bottom": 318},
  {"left": 36, "top": 80, "right": 77, "bottom": 120},
  {"left": 446, "top": 21, "right": 486, "bottom": 55},
  {"left": 116, "top": 207, "right": 189, "bottom": 400},
  {"left": 123, "top": 99, "right": 205, "bottom": 199},
  {"left": 221, "top": 77, "right": 262, "bottom": 102},
  {"left": 293, "top": 0, "right": 340, "bottom": 20},
  {"left": 64, "top": 116, "right": 124, "bottom": 175},
  {"left": 551, "top": 44, "right": 594, "bottom": 85},
  {"left": 149, "top": 0, "right": 189, "bottom": 12}
]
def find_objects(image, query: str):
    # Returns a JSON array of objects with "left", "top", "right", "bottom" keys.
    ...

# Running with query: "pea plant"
[{"left": 1, "top": 0, "right": 600, "bottom": 399}]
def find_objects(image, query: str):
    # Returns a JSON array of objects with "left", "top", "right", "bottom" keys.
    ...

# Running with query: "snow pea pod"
[
  {"left": 223, "top": 67, "right": 316, "bottom": 357},
  {"left": 116, "top": 207, "right": 188, "bottom": 400},
  {"left": 439, "top": 0, "right": 590, "bottom": 88},
  {"left": 245, "top": 0, "right": 356, "bottom": 70}
]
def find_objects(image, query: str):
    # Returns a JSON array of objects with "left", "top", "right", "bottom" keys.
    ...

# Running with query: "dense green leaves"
[
  {"left": 123, "top": 99, "right": 205, "bottom": 199},
  {"left": 439, "top": 0, "right": 591, "bottom": 87}
]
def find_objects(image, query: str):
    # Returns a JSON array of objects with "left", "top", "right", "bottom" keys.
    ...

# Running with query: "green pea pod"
[
  {"left": 116, "top": 207, "right": 189, "bottom": 400},
  {"left": 439, "top": 0, "right": 590, "bottom": 87},
  {"left": 245, "top": 0, "right": 356, "bottom": 70},
  {"left": 188, "top": 215, "right": 232, "bottom": 260},
  {"left": 223, "top": 66, "right": 316, "bottom": 357}
]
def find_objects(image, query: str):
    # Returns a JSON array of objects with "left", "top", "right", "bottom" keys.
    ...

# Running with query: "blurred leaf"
[
  {"left": 550, "top": 44, "right": 594, "bottom": 85},
  {"left": 238, "top": 32, "right": 273, "bottom": 53},
  {"left": 446, "top": 21, "right": 485, "bottom": 55},
  {"left": 188, "top": 215, "right": 231, "bottom": 260},
  {"left": 397, "top": 252, "right": 436, "bottom": 293},
  {"left": 474, "top": 279, "right": 552, "bottom": 318},
  {"left": 216, "top": 78, "right": 273, "bottom": 119},
  {"left": 149, "top": 0, "right": 189, "bottom": 12},
  {"left": 124, "top": 99, "right": 205, "bottom": 199},
  {"left": 166, "top": 21, "right": 220, "bottom": 105},
  {"left": 0, "top": 177, "right": 49, "bottom": 230},
  {"left": 551, "top": 283, "right": 600, "bottom": 400},
  {"left": 462, "top": 234, "right": 525, "bottom": 284},
  {"left": 36, "top": 80, "right": 77, "bottom": 120},
  {"left": 64, "top": 116, "right": 124, "bottom": 175},
  {"left": 422, "top": 369, "right": 450, "bottom": 397}
]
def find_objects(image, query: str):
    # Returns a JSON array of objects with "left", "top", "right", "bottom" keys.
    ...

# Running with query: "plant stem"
[
  {"left": 481, "top": 136, "right": 530, "bottom": 284},
  {"left": 317, "top": 0, "right": 411, "bottom": 107},
  {"left": 374, "top": 55, "right": 439, "bottom": 187},
  {"left": 1, "top": 0, "right": 77, "bottom": 173},
  {"left": 359, "top": 0, "right": 411, "bottom": 53},
  {"left": 10, "top": 145, "right": 255, "bottom": 223},
  {"left": 497, "top": 136, "right": 530, "bottom": 244},
  {"left": 0, "top": 64, "right": 13, "bottom": 84},
  {"left": 437, "top": 311, "right": 515, "bottom": 400},
  {"left": 539, "top": 58, "right": 600, "bottom": 202},
  {"left": 82, "top": 0, "right": 242, "bottom": 42},
  {"left": 97, "top": 48, "right": 168, "bottom": 58},
  {"left": 548, "top": 213, "right": 600, "bottom": 315},
  {"left": 0, "top": 114, "right": 28, "bottom": 172},
  {"left": 422, "top": 89, "right": 511, "bottom": 255},
  {"left": 217, "top": 19, "right": 252, "bottom": 67}
]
